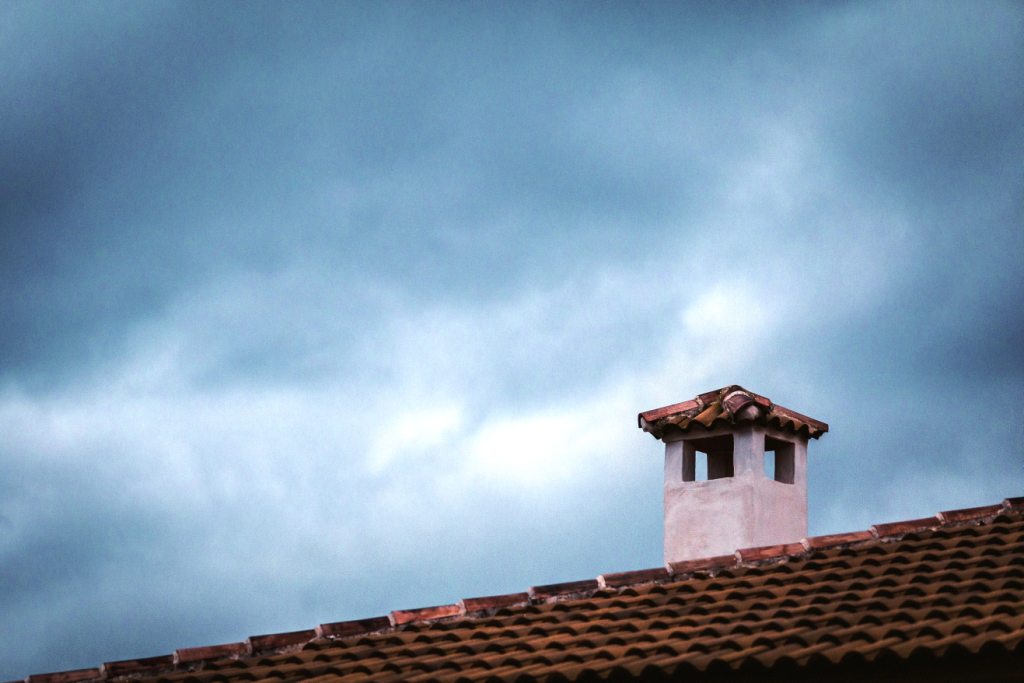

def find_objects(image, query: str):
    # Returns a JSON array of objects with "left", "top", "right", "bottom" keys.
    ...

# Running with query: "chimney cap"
[{"left": 637, "top": 385, "right": 828, "bottom": 440}]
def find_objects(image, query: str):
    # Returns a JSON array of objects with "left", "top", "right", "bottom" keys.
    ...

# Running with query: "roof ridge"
[{"left": 16, "top": 496, "right": 1024, "bottom": 683}]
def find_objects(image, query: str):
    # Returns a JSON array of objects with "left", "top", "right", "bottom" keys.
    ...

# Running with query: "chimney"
[{"left": 638, "top": 385, "right": 828, "bottom": 565}]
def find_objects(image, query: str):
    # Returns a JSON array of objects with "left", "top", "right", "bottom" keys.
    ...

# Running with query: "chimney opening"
[
  {"left": 764, "top": 435, "right": 795, "bottom": 484},
  {"left": 682, "top": 434, "right": 734, "bottom": 482}
]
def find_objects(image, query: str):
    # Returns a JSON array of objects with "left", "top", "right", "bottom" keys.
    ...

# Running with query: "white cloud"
[{"left": 365, "top": 404, "right": 465, "bottom": 474}]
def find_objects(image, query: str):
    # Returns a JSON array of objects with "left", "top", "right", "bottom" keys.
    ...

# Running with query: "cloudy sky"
[{"left": 1, "top": 1, "right": 1022, "bottom": 677}]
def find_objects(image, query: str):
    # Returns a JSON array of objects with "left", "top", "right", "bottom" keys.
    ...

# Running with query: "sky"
[{"left": 1, "top": 0, "right": 1022, "bottom": 678}]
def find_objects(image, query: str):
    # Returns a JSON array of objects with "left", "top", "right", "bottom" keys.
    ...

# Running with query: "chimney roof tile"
[{"left": 638, "top": 385, "right": 828, "bottom": 440}]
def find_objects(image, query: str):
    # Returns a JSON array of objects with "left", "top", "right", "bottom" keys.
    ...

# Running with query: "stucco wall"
[{"left": 663, "top": 425, "right": 808, "bottom": 564}]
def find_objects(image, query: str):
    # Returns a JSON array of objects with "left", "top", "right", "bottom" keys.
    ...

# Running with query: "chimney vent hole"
[
  {"left": 682, "top": 435, "right": 734, "bottom": 482},
  {"left": 764, "top": 436, "right": 795, "bottom": 484}
]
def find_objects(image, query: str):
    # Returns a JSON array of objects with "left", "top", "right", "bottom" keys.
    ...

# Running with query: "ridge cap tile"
[
  {"left": 459, "top": 592, "right": 531, "bottom": 613},
  {"left": 736, "top": 542, "right": 805, "bottom": 563},
  {"left": 247, "top": 628, "right": 316, "bottom": 653},
  {"left": 174, "top": 643, "right": 247, "bottom": 663},
  {"left": 101, "top": 654, "right": 174, "bottom": 677},
  {"left": 390, "top": 603, "right": 461, "bottom": 626},
  {"left": 871, "top": 516, "right": 941, "bottom": 538},
  {"left": 598, "top": 567, "right": 670, "bottom": 588},
  {"left": 528, "top": 579, "right": 599, "bottom": 600},
  {"left": 801, "top": 530, "right": 875, "bottom": 550},
  {"left": 667, "top": 553, "right": 737, "bottom": 575},
  {"left": 26, "top": 670, "right": 102, "bottom": 683},
  {"left": 937, "top": 504, "right": 1005, "bottom": 524},
  {"left": 174, "top": 641, "right": 248, "bottom": 664},
  {"left": 1003, "top": 496, "right": 1024, "bottom": 509},
  {"left": 316, "top": 615, "right": 391, "bottom": 639}
]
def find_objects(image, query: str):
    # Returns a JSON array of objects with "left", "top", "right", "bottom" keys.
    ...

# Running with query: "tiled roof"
[
  {"left": 17, "top": 497, "right": 1024, "bottom": 683},
  {"left": 638, "top": 385, "right": 828, "bottom": 440}
]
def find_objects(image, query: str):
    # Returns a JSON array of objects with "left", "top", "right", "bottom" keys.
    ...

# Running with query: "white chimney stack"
[{"left": 638, "top": 386, "right": 828, "bottom": 566}]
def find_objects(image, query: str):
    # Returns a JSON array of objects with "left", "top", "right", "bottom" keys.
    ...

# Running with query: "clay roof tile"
[
  {"left": 937, "top": 504, "right": 1005, "bottom": 524},
  {"left": 736, "top": 542, "right": 806, "bottom": 563},
  {"left": 802, "top": 530, "right": 875, "bottom": 550},
  {"left": 389, "top": 603, "right": 461, "bottom": 626},
  {"left": 18, "top": 497, "right": 1023, "bottom": 682},
  {"left": 667, "top": 553, "right": 738, "bottom": 576},
  {"left": 174, "top": 641, "right": 247, "bottom": 664},
  {"left": 638, "top": 385, "right": 828, "bottom": 439},
  {"left": 528, "top": 579, "right": 600, "bottom": 601},
  {"left": 459, "top": 592, "right": 531, "bottom": 614},
  {"left": 100, "top": 654, "right": 173, "bottom": 678},
  {"left": 597, "top": 567, "right": 670, "bottom": 589},
  {"left": 872, "top": 517, "right": 941, "bottom": 538},
  {"left": 246, "top": 629, "right": 316, "bottom": 653},
  {"left": 316, "top": 616, "right": 391, "bottom": 639},
  {"left": 25, "top": 670, "right": 101, "bottom": 683}
]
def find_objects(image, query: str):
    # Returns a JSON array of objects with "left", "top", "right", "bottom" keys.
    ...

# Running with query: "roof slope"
[{"left": 20, "top": 498, "right": 1024, "bottom": 683}]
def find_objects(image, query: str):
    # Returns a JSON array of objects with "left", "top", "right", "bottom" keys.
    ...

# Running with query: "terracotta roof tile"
[
  {"left": 802, "top": 530, "right": 875, "bottom": 550},
  {"left": 667, "top": 553, "right": 738, "bottom": 575},
  {"left": 100, "top": 654, "right": 173, "bottom": 677},
  {"left": 18, "top": 497, "right": 1024, "bottom": 682},
  {"left": 872, "top": 516, "right": 941, "bottom": 538},
  {"left": 247, "top": 629, "right": 316, "bottom": 654},
  {"left": 25, "top": 670, "right": 100, "bottom": 683},
  {"left": 174, "top": 642, "right": 247, "bottom": 664},
  {"left": 638, "top": 385, "right": 828, "bottom": 439},
  {"left": 1003, "top": 496, "right": 1024, "bottom": 509},
  {"left": 937, "top": 504, "right": 1005, "bottom": 524},
  {"left": 459, "top": 592, "right": 530, "bottom": 614},
  {"left": 736, "top": 541, "right": 806, "bottom": 563},
  {"left": 597, "top": 567, "right": 670, "bottom": 588},
  {"left": 316, "top": 616, "right": 391, "bottom": 638},
  {"left": 527, "top": 579, "right": 599, "bottom": 601},
  {"left": 389, "top": 603, "right": 460, "bottom": 626}
]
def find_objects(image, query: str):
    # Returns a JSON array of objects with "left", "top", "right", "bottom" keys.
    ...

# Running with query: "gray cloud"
[{"left": 1, "top": 1, "right": 1022, "bottom": 679}]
